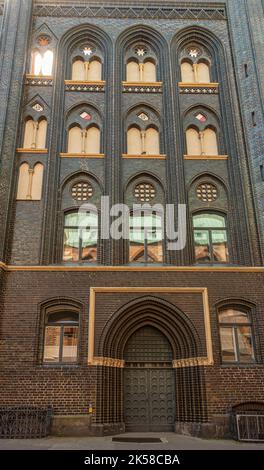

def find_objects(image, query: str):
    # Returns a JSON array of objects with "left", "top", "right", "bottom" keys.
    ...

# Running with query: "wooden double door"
[{"left": 123, "top": 326, "right": 175, "bottom": 432}]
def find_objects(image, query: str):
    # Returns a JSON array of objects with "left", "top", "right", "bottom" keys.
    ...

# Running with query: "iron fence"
[
  {"left": 0, "top": 406, "right": 53, "bottom": 438},
  {"left": 231, "top": 412, "right": 264, "bottom": 442}
]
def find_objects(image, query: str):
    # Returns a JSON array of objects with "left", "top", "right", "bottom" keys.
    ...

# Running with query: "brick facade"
[{"left": 0, "top": 1, "right": 263, "bottom": 438}]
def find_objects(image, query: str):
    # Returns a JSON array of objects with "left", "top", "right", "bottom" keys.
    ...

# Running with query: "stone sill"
[
  {"left": 65, "top": 80, "right": 105, "bottom": 85},
  {"left": 184, "top": 155, "right": 228, "bottom": 160},
  {"left": 26, "top": 74, "right": 53, "bottom": 79},
  {"left": 179, "top": 82, "right": 219, "bottom": 87},
  {"left": 60, "top": 153, "right": 104, "bottom": 158},
  {"left": 122, "top": 81, "right": 162, "bottom": 86},
  {"left": 122, "top": 153, "right": 166, "bottom": 159},
  {"left": 17, "top": 148, "right": 48, "bottom": 153}
]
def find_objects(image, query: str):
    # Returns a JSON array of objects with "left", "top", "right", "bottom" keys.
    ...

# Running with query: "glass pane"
[
  {"left": 43, "top": 326, "right": 61, "bottom": 362},
  {"left": 42, "top": 50, "right": 53, "bottom": 76},
  {"left": 219, "top": 309, "right": 250, "bottom": 324},
  {"left": 34, "top": 52, "right": 42, "bottom": 75},
  {"left": 62, "top": 326, "right": 78, "bottom": 362},
  {"left": 130, "top": 227, "right": 145, "bottom": 244},
  {"left": 237, "top": 326, "right": 254, "bottom": 363},
  {"left": 64, "top": 211, "right": 98, "bottom": 228},
  {"left": 212, "top": 230, "right": 229, "bottom": 262},
  {"left": 130, "top": 213, "right": 162, "bottom": 229},
  {"left": 146, "top": 230, "right": 163, "bottom": 263},
  {"left": 81, "top": 228, "right": 97, "bottom": 261},
  {"left": 129, "top": 241, "right": 145, "bottom": 263},
  {"left": 193, "top": 213, "right": 226, "bottom": 228},
  {"left": 220, "top": 327, "right": 236, "bottom": 362},
  {"left": 194, "top": 230, "right": 210, "bottom": 262},
  {"left": 47, "top": 312, "right": 79, "bottom": 325},
  {"left": 63, "top": 228, "right": 80, "bottom": 261}
]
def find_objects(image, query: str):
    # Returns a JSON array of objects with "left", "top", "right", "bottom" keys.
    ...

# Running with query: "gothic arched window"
[
  {"left": 127, "top": 126, "right": 160, "bottom": 155},
  {"left": 129, "top": 211, "right": 163, "bottom": 264},
  {"left": 17, "top": 162, "right": 44, "bottom": 200},
  {"left": 125, "top": 44, "right": 158, "bottom": 83},
  {"left": 67, "top": 124, "right": 100, "bottom": 154},
  {"left": 71, "top": 57, "right": 102, "bottom": 81},
  {"left": 184, "top": 106, "right": 220, "bottom": 157},
  {"left": 31, "top": 49, "right": 53, "bottom": 76},
  {"left": 180, "top": 45, "right": 212, "bottom": 84},
  {"left": 63, "top": 210, "right": 98, "bottom": 263},
  {"left": 186, "top": 126, "right": 218, "bottom": 156},
  {"left": 193, "top": 212, "right": 229, "bottom": 263},
  {"left": 23, "top": 117, "right": 47, "bottom": 150}
]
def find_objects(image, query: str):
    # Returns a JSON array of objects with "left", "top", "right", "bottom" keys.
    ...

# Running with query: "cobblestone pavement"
[{"left": 0, "top": 433, "right": 264, "bottom": 450}]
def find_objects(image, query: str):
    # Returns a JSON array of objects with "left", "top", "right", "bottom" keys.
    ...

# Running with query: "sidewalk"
[{"left": 0, "top": 433, "right": 264, "bottom": 450}]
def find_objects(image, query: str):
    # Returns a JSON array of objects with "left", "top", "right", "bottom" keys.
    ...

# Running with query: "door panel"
[
  {"left": 124, "top": 367, "right": 175, "bottom": 432},
  {"left": 123, "top": 326, "right": 175, "bottom": 432}
]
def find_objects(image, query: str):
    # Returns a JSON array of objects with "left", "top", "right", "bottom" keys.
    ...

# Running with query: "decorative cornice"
[
  {"left": 179, "top": 83, "right": 219, "bottom": 95},
  {"left": 89, "top": 356, "right": 211, "bottom": 368},
  {"left": 172, "top": 357, "right": 211, "bottom": 368},
  {"left": 122, "top": 82, "right": 162, "bottom": 93},
  {"left": 65, "top": 80, "right": 105, "bottom": 92},
  {"left": 25, "top": 75, "right": 53, "bottom": 86},
  {"left": 89, "top": 356, "right": 125, "bottom": 368},
  {"left": 33, "top": 4, "right": 226, "bottom": 20}
]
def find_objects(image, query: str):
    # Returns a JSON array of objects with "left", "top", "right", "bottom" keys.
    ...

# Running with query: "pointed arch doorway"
[{"left": 123, "top": 325, "right": 175, "bottom": 432}]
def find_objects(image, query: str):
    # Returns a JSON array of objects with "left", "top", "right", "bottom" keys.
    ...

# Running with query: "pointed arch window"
[
  {"left": 23, "top": 117, "right": 47, "bottom": 150},
  {"left": 129, "top": 211, "right": 163, "bottom": 264},
  {"left": 31, "top": 49, "right": 53, "bottom": 76},
  {"left": 71, "top": 58, "right": 102, "bottom": 81},
  {"left": 126, "top": 59, "right": 157, "bottom": 82},
  {"left": 193, "top": 213, "right": 229, "bottom": 263},
  {"left": 17, "top": 162, "right": 44, "bottom": 201},
  {"left": 63, "top": 211, "right": 98, "bottom": 263},
  {"left": 181, "top": 60, "right": 211, "bottom": 84},
  {"left": 186, "top": 126, "right": 218, "bottom": 156},
  {"left": 67, "top": 125, "right": 100, "bottom": 154},
  {"left": 218, "top": 307, "right": 255, "bottom": 364},
  {"left": 127, "top": 126, "right": 160, "bottom": 155}
]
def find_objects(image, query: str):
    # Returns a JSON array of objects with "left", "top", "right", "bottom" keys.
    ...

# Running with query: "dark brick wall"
[
  {"left": 0, "top": 0, "right": 260, "bottom": 266},
  {"left": 0, "top": 270, "right": 263, "bottom": 419},
  {"left": 0, "top": 0, "right": 264, "bottom": 435}
]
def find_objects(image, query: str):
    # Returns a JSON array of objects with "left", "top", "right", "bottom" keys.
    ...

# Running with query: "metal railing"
[
  {"left": 0, "top": 406, "right": 53, "bottom": 439},
  {"left": 232, "top": 413, "right": 264, "bottom": 442}
]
